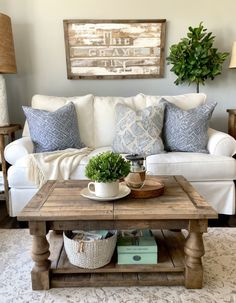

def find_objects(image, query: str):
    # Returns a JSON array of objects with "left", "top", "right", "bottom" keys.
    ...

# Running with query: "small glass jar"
[{"left": 125, "top": 154, "right": 145, "bottom": 172}]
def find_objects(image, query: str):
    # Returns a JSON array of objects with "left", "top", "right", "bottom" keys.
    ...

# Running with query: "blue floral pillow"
[{"left": 22, "top": 102, "right": 84, "bottom": 153}]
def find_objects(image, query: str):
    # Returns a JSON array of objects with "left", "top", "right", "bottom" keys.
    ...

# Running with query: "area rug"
[{"left": 0, "top": 228, "right": 236, "bottom": 303}]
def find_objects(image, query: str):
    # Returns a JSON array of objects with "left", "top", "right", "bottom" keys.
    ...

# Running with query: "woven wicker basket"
[{"left": 63, "top": 230, "right": 117, "bottom": 269}]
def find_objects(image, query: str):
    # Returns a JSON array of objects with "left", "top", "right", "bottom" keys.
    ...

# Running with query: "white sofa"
[{"left": 4, "top": 93, "right": 236, "bottom": 217}]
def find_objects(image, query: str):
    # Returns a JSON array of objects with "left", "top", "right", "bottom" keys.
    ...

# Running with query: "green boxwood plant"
[
  {"left": 85, "top": 151, "right": 131, "bottom": 183},
  {"left": 166, "top": 22, "right": 229, "bottom": 93}
]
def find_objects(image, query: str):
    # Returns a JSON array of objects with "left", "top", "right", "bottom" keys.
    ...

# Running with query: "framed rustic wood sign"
[{"left": 63, "top": 19, "right": 166, "bottom": 79}]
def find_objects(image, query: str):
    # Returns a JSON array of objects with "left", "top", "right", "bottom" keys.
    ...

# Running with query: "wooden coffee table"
[{"left": 17, "top": 176, "right": 218, "bottom": 290}]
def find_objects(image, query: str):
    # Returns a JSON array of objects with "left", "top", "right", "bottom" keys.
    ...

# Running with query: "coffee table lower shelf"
[{"left": 49, "top": 230, "right": 186, "bottom": 288}]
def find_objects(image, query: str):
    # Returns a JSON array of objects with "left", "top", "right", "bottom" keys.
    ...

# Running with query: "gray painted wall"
[{"left": 1, "top": 0, "right": 236, "bottom": 132}]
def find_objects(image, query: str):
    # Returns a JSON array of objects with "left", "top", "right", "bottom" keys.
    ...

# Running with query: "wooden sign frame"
[{"left": 63, "top": 19, "right": 166, "bottom": 80}]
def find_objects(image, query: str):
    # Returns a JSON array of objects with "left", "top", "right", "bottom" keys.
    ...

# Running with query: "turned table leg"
[
  {"left": 31, "top": 234, "right": 51, "bottom": 290},
  {"left": 184, "top": 231, "right": 205, "bottom": 289}
]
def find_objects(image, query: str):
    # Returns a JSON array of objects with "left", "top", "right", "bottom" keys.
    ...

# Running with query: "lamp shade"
[
  {"left": 229, "top": 41, "right": 236, "bottom": 69},
  {"left": 0, "top": 13, "right": 16, "bottom": 74}
]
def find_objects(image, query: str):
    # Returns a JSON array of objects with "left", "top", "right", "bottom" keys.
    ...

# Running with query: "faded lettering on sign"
[{"left": 64, "top": 20, "right": 166, "bottom": 78}]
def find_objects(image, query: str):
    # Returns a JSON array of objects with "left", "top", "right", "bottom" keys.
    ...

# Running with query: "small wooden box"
[{"left": 117, "top": 232, "right": 158, "bottom": 265}]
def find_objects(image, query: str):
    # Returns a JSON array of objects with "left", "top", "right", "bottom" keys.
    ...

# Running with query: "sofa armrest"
[
  {"left": 4, "top": 137, "right": 34, "bottom": 165},
  {"left": 207, "top": 128, "right": 236, "bottom": 157}
]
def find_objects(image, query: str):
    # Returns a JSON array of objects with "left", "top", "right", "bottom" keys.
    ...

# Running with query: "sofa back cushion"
[
  {"left": 93, "top": 94, "right": 146, "bottom": 147},
  {"left": 93, "top": 93, "right": 206, "bottom": 147},
  {"left": 22, "top": 94, "right": 94, "bottom": 147},
  {"left": 141, "top": 93, "right": 207, "bottom": 110},
  {"left": 23, "top": 92, "right": 207, "bottom": 149}
]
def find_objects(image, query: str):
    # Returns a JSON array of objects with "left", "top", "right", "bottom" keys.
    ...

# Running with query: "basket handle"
[{"left": 78, "top": 241, "right": 84, "bottom": 253}]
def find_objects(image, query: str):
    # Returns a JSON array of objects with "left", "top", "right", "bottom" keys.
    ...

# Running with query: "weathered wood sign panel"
[{"left": 63, "top": 19, "right": 166, "bottom": 79}]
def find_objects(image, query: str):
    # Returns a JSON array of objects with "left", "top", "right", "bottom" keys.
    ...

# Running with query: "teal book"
[{"left": 117, "top": 232, "right": 158, "bottom": 265}]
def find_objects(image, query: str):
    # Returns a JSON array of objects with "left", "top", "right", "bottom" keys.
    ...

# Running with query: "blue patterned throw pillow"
[
  {"left": 161, "top": 99, "right": 217, "bottom": 153},
  {"left": 112, "top": 103, "right": 165, "bottom": 156},
  {"left": 22, "top": 102, "right": 84, "bottom": 153}
]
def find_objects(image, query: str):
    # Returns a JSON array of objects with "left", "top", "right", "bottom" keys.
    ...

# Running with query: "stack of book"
[{"left": 117, "top": 229, "right": 158, "bottom": 265}]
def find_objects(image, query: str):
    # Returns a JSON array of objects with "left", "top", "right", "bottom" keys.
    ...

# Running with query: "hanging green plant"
[{"left": 166, "top": 22, "right": 229, "bottom": 93}]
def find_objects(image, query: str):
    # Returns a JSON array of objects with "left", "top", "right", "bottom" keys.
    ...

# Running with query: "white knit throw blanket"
[{"left": 27, "top": 147, "right": 93, "bottom": 188}]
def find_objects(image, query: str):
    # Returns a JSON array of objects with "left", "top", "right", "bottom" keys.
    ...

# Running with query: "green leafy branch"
[{"left": 166, "top": 22, "right": 229, "bottom": 92}]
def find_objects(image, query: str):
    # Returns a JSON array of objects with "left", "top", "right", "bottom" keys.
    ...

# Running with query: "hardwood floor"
[
  {"left": 209, "top": 215, "right": 235, "bottom": 227},
  {"left": 0, "top": 199, "right": 28, "bottom": 228},
  {"left": 0, "top": 199, "right": 235, "bottom": 229}
]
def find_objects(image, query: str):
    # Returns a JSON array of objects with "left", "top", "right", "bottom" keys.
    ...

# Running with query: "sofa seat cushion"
[
  {"left": 8, "top": 147, "right": 112, "bottom": 188},
  {"left": 8, "top": 148, "right": 235, "bottom": 188},
  {"left": 146, "top": 152, "right": 236, "bottom": 181},
  {"left": 8, "top": 157, "right": 38, "bottom": 189}
]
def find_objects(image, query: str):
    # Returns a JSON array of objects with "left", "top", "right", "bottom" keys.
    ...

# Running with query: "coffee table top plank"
[
  {"left": 114, "top": 176, "right": 217, "bottom": 220},
  {"left": 18, "top": 180, "right": 114, "bottom": 220},
  {"left": 17, "top": 176, "right": 218, "bottom": 221},
  {"left": 174, "top": 176, "right": 213, "bottom": 209},
  {"left": 23, "top": 181, "right": 56, "bottom": 211}
]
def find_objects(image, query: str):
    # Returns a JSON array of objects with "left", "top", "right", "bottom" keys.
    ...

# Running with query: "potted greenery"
[
  {"left": 166, "top": 22, "right": 229, "bottom": 93},
  {"left": 85, "top": 151, "right": 131, "bottom": 198}
]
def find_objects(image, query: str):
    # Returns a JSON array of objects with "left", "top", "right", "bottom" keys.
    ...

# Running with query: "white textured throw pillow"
[{"left": 112, "top": 103, "right": 165, "bottom": 156}]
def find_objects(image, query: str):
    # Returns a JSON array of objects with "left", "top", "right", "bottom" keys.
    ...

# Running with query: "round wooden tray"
[{"left": 129, "top": 178, "right": 165, "bottom": 199}]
